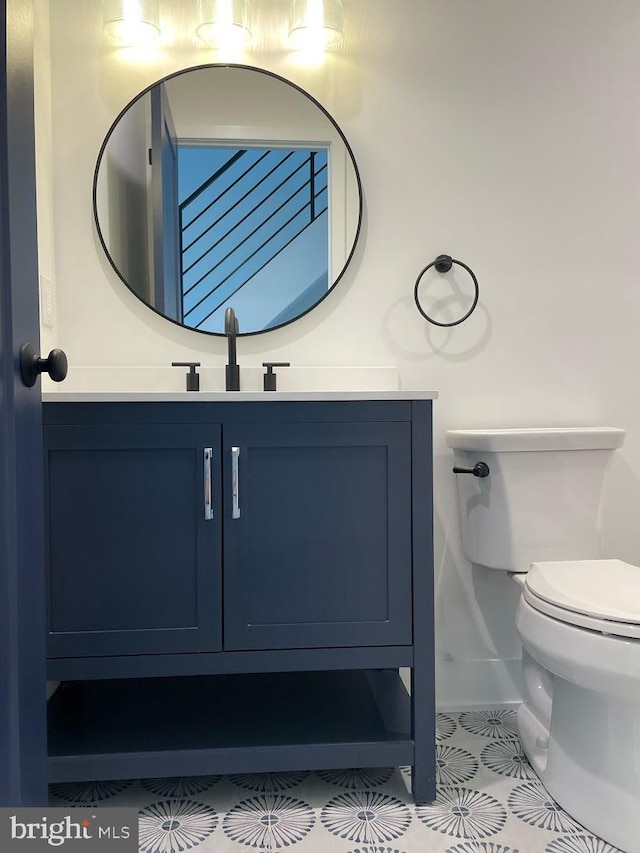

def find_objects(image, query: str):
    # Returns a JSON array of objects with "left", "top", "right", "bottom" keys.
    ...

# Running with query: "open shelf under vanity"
[{"left": 47, "top": 669, "right": 414, "bottom": 783}]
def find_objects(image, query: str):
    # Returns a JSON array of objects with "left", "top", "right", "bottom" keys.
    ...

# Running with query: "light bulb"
[
  {"left": 103, "top": 0, "right": 161, "bottom": 46},
  {"left": 289, "top": 0, "right": 344, "bottom": 50},
  {"left": 196, "top": 0, "right": 252, "bottom": 48}
]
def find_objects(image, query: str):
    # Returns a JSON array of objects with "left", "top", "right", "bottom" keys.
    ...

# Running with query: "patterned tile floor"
[{"left": 48, "top": 708, "right": 624, "bottom": 853}]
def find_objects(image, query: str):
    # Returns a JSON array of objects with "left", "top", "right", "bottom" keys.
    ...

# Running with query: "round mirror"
[{"left": 93, "top": 64, "right": 362, "bottom": 336}]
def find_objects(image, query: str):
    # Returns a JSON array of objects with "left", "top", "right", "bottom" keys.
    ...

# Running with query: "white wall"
[{"left": 39, "top": 0, "right": 640, "bottom": 708}]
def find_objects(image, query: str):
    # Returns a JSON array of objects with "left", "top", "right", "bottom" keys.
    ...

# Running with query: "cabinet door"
[
  {"left": 223, "top": 421, "right": 412, "bottom": 650},
  {"left": 45, "top": 423, "right": 222, "bottom": 657}
]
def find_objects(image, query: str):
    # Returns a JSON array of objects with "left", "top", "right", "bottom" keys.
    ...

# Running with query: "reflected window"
[{"left": 177, "top": 145, "right": 328, "bottom": 333}]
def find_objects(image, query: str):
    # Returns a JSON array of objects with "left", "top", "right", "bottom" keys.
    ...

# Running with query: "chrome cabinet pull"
[
  {"left": 231, "top": 446, "right": 240, "bottom": 519},
  {"left": 204, "top": 448, "right": 213, "bottom": 520}
]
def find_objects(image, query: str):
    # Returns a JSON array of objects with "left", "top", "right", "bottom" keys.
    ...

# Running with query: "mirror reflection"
[{"left": 93, "top": 65, "right": 362, "bottom": 335}]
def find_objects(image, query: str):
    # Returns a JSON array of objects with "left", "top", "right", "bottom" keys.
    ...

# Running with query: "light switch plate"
[{"left": 40, "top": 274, "right": 56, "bottom": 329}]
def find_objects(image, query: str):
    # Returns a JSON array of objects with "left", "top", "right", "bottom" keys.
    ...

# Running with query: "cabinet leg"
[
  {"left": 411, "top": 765, "right": 435, "bottom": 804},
  {"left": 408, "top": 400, "right": 436, "bottom": 803},
  {"left": 410, "top": 666, "right": 436, "bottom": 804}
]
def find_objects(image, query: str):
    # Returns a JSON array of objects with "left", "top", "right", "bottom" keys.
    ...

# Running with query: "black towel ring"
[{"left": 414, "top": 254, "right": 479, "bottom": 327}]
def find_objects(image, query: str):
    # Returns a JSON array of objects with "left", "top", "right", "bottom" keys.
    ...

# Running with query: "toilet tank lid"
[
  {"left": 526, "top": 559, "right": 640, "bottom": 624},
  {"left": 445, "top": 427, "right": 626, "bottom": 452}
]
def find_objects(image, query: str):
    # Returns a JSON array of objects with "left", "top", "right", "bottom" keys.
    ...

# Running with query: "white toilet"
[{"left": 446, "top": 427, "right": 640, "bottom": 853}]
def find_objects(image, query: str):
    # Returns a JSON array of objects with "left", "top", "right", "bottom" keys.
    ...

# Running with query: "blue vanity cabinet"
[
  {"left": 45, "top": 422, "right": 222, "bottom": 657},
  {"left": 223, "top": 421, "right": 412, "bottom": 650},
  {"left": 43, "top": 399, "right": 436, "bottom": 804}
]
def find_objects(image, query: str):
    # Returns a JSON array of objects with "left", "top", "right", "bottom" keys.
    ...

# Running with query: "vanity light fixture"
[
  {"left": 288, "top": 0, "right": 344, "bottom": 50},
  {"left": 102, "top": 0, "right": 161, "bottom": 46},
  {"left": 196, "top": 0, "right": 253, "bottom": 48}
]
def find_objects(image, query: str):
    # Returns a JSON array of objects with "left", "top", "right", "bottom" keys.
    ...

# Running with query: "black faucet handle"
[
  {"left": 171, "top": 361, "right": 201, "bottom": 392},
  {"left": 262, "top": 362, "right": 291, "bottom": 392}
]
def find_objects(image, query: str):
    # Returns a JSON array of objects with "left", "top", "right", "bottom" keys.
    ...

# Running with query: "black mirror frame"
[{"left": 92, "top": 63, "right": 363, "bottom": 337}]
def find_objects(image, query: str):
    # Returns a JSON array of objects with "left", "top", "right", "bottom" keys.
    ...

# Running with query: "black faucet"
[{"left": 224, "top": 307, "right": 240, "bottom": 391}]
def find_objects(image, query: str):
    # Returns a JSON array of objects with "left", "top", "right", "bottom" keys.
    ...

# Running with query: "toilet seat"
[{"left": 524, "top": 559, "right": 640, "bottom": 640}]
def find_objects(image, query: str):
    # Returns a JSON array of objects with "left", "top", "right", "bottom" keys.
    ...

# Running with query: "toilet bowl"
[{"left": 446, "top": 427, "right": 640, "bottom": 853}]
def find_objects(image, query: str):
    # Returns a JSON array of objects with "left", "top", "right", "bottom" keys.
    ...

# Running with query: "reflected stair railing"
[{"left": 179, "top": 148, "right": 328, "bottom": 329}]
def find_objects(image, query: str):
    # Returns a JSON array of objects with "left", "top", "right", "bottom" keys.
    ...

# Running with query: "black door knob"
[{"left": 20, "top": 343, "right": 68, "bottom": 387}]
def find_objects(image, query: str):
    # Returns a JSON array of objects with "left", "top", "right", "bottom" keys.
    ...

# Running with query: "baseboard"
[{"left": 435, "top": 657, "right": 523, "bottom": 710}]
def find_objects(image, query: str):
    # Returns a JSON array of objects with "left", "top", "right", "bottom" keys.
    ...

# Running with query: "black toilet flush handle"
[{"left": 452, "top": 461, "right": 490, "bottom": 478}]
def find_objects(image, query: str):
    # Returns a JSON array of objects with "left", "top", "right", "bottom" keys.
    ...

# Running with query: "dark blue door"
[
  {"left": 223, "top": 421, "right": 413, "bottom": 650},
  {"left": 45, "top": 424, "right": 223, "bottom": 657},
  {"left": 0, "top": 0, "right": 48, "bottom": 806}
]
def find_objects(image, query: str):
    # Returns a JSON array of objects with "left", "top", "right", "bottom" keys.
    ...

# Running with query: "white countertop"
[
  {"left": 41, "top": 366, "right": 437, "bottom": 402},
  {"left": 42, "top": 390, "right": 438, "bottom": 403}
]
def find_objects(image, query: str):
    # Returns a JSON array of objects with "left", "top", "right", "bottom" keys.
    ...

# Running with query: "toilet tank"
[{"left": 446, "top": 428, "right": 626, "bottom": 571}]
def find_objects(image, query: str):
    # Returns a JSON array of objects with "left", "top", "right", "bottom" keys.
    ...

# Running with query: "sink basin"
[{"left": 42, "top": 365, "right": 400, "bottom": 394}]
